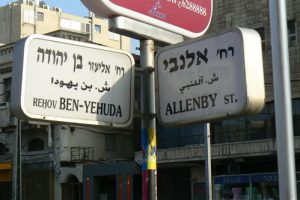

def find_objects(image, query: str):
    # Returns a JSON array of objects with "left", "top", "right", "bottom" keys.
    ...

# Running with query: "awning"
[
  {"left": 0, "top": 162, "right": 12, "bottom": 170},
  {"left": 0, "top": 162, "right": 12, "bottom": 182}
]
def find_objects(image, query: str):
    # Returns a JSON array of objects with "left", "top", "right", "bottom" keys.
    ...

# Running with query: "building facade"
[
  {"left": 133, "top": 0, "right": 300, "bottom": 200},
  {"left": 0, "top": 1, "right": 135, "bottom": 200},
  {"left": 1, "top": 0, "right": 300, "bottom": 200}
]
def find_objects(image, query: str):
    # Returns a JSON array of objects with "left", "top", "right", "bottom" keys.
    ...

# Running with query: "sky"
[
  {"left": 0, "top": 0, "right": 140, "bottom": 54},
  {"left": 0, "top": 0, "right": 88, "bottom": 16}
]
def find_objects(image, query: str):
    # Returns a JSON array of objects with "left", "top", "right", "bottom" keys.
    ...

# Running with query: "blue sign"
[
  {"left": 214, "top": 175, "right": 250, "bottom": 184},
  {"left": 250, "top": 173, "right": 278, "bottom": 183},
  {"left": 214, "top": 173, "right": 278, "bottom": 185}
]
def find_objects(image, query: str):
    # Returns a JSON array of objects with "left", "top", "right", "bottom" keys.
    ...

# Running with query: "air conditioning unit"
[
  {"left": 28, "top": 0, "right": 34, "bottom": 6},
  {"left": 0, "top": 102, "right": 9, "bottom": 108},
  {"left": 43, "top": 5, "right": 50, "bottom": 9},
  {"left": 54, "top": 7, "right": 61, "bottom": 12}
]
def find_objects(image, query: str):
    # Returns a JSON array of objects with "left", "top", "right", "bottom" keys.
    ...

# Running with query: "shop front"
[
  {"left": 83, "top": 162, "right": 141, "bottom": 200},
  {"left": 0, "top": 162, "right": 12, "bottom": 200},
  {"left": 213, "top": 172, "right": 279, "bottom": 200}
]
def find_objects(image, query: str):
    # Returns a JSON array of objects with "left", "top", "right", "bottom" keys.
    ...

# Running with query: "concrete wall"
[{"left": 208, "top": 0, "right": 300, "bottom": 101}]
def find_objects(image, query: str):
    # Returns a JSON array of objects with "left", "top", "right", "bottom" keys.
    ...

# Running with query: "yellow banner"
[{"left": 147, "top": 128, "right": 157, "bottom": 170}]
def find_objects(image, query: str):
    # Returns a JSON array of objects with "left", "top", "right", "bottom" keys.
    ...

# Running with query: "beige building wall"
[{"left": 0, "top": 1, "right": 131, "bottom": 52}]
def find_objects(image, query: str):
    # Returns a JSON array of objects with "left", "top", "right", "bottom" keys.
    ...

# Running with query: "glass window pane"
[
  {"left": 28, "top": 138, "right": 44, "bottom": 151},
  {"left": 3, "top": 77, "right": 11, "bottom": 102},
  {"left": 288, "top": 20, "right": 297, "bottom": 46},
  {"left": 95, "top": 25, "right": 101, "bottom": 33},
  {"left": 37, "top": 12, "right": 44, "bottom": 21}
]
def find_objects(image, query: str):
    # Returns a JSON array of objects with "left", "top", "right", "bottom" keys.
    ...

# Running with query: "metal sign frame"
[
  {"left": 155, "top": 28, "right": 265, "bottom": 126},
  {"left": 81, "top": 0, "right": 213, "bottom": 38},
  {"left": 11, "top": 34, "right": 135, "bottom": 127}
]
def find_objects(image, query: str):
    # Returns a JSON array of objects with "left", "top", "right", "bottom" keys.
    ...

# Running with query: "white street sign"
[
  {"left": 11, "top": 35, "right": 135, "bottom": 127},
  {"left": 156, "top": 28, "right": 265, "bottom": 126}
]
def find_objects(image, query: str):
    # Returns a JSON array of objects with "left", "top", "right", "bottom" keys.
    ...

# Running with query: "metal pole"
[
  {"left": 18, "top": 119, "right": 22, "bottom": 200},
  {"left": 52, "top": 125, "right": 61, "bottom": 200},
  {"left": 140, "top": 39, "right": 157, "bottom": 200},
  {"left": 204, "top": 123, "right": 212, "bottom": 200},
  {"left": 12, "top": 122, "right": 18, "bottom": 200},
  {"left": 269, "top": 1, "right": 297, "bottom": 200},
  {"left": 12, "top": 119, "right": 22, "bottom": 200}
]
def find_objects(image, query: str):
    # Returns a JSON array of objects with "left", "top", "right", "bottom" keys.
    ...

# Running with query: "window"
[
  {"left": 24, "top": 9, "right": 34, "bottom": 24},
  {"left": 95, "top": 25, "right": 101, "bottom": 33},
  {"left": 157, "top": 123, "right": 204, "bottom": 148},
  {"left": 293, "top": 99, "right": 300, "bottom": 136},
  {"left": 0, "top": 143, "right": 6, "bottom": 155},
  {"left": 80, "top": 23, "right": 90, "bottom": 33},
  {"left": 86, "top": 24, "right": 91, "bottom": 33},
  {"left": 36, "top": 12, "right": 44, "bottom": 21},
  {"left": 3, "top": 77, "right": 11, "bottom": 102},
  {"left": 28, "top": 138, "right": 44, "bottom": 151},
  {"left": 211, "top": 102, "right": 276, "bottom": 144},
  {"left": 288, "top": 20, "right": 297, "bottom": 46},
  {"left": 255, "top": 27, "right": 266, "bottom": 50},
  {"left": 214, "top": 173, "right": 279, "bottom": 200}
]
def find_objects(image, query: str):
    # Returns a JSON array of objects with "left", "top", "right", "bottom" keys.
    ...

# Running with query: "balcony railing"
[
  {"left": 70, "top": 147, "right": 94, "bottom": 162},
  {"left": 136, "top": 136, "right": 300, "bottom": 164},
  {"left": 157, "top": 126, "right": 278, "bottom": 149},
  {"left": 212, "top": 127, "right": 276, "bottom": 144}
]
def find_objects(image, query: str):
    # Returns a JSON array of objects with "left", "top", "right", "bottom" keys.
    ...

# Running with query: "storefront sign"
[
  {"left": 11, "top": 35, "right": 135, "bottom": 127},
  {"left": 214, "top": 173, "right": 279, "bottom": 199},
  {"left": 214, "top": 173, "right": 278, "bottom": 184},
  {"left": 81, "top": 0, "right": 213, "bottom": 38},
  {"left": 156, "top": 28, "right": 265, "bottom": 126}
]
